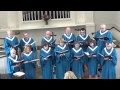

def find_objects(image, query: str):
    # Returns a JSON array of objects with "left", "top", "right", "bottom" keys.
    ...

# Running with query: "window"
[{"left": 22, "top": 11, "right": 70, "bottom": 21}]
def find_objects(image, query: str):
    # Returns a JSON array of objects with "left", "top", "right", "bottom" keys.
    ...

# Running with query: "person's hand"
[
  {"left": 15, "top": 64, "right": 19, "bottom": 67},
  {"left": 99, "top": 39, "right": 104, "bottom": 41},
  {"left": 44, "top": 57, "right": 48, "bottom": 60},
  {"left": 60, "top": 53, "right": 65, "bottom": 56},
  {"left": 77, "top": 57, "right": 81, "bottom": 60},
  {"left": 104, "top": 57, "right": 109, "bottom": 60},
  {"left": 109, "top": 59, "right": 112, "bottom": 60},
  {"left": 88, "top": 55, "right": 91, "bottom": 58},
  {"left": 92, "top": 55, "right": 97, "bottom": 57}
]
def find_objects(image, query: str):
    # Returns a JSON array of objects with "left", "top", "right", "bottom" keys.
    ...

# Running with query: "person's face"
[
  {"left": 100, "top": 25, "right": 106, "bottom": 32},
  {"left": 24, "top": 33, "right": 29, "bottom": 39},
  {"left": 26, "top": 47, "right": 31, "bottom": 53},
  {"left": 60, "top": 42, "right": 64, "bottom": 46},
  {"left": 7, "top": 31, "right": 13, "bottom": 37},
  {"left": 106, "top": 43, "right": 112, "bottom": 50},
  {"left": 44, "top": 45, "right": 49, "bottom": 50},
  {"left": 46, "top": 32, "right": 51, "bottom": 38},
  {"left": 11, "top": 51, "right": 16, "bottom": 57},
  {"left": 66, "top": 28, "right": 71, "bottom": 35},
  {"left": 90, "top": 43, "right": 94, "bottom": 47},
  {"left": 80, "top": 30, "right": 85, "bottom": 35},
  {"left": 75, "top": 43, "right": 80, "bottom": 49}
]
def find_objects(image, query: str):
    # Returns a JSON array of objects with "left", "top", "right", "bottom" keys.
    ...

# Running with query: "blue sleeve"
[
  {"left": 39, "top": 50, "right": 47, "bottom": 66},
  {"left": 21, "top": 54, "right": 25, "bottom": 70},
  {"left": 4, "top": 39, "right": 11, "bottom": 56},
  {"left": 54, "top": 47, "right": 61, "bottom": 63},
  {"left": 52, "top": 50, "right": 56, "bottom": 65},
  {"left": 41, "top": 38, "right": 44, "bottom": 48},
  {"left": 87, "top": 35, "right": 91, "bottom": 42},
  {"left": 32, "top": 53, "right": 37, "bottom": 68},
  {"left": 70, "top": 49, "right": 74, "bottom": 63},
  {"left": 64, "top": 47, "right": 71, "bottom": 62},
  {"left": 19, "top": 40, "right": 24, "bottom": 52},
  {"left": 16, "top": 37, "right": 19, "bottom": 45},
  {"left": 77, "top": 36, "right": 80, "bottom": 41},
  {"left": 73, "top": 34, "right": 76, "bottom": 42},
  {"left": 111, "top": 49, "right": 117, "bottom": 65},
  {"left": 101, "top": 49, "right": 105, "bottom": 66},
  {"left": 31, "top": 38, "right": 37, "bottom": 52},
  {"left": 107, "top": 32, "right": 112, "bottom": 42}
]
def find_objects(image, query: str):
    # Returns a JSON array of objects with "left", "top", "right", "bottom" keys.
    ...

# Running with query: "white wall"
[{"left": 94, "top": 11, "right": 116, "bottom": 30}]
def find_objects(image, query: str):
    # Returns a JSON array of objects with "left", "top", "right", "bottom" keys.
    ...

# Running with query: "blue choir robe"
[
  {"left": 77, "top": 34, "right": 90, "bottom": 64},
  {"left": 40, "top": 47, "right": 54, "bottom": 79},
  {"left": 100, "top": 47, "right": 117, "bottom": 79},
  {"left": 19, "top": 37, "right": 37, "bottom": 53},
  {"left": 54, "top": 44, "right": 71, "bottom": 79},
  {"left": 71, "top": 47, "right": 84, "bottom": 78},
  {"left": 21, "top": 51, "right": 36, "bottom": 79},
  {"left": 87, "top": 46, "right": 99, "bottom": 76},
  {"left": 62, "top": 33, "right": 76, "bottom": 50},
  {"left": 4, "top": 36, "right": 19, "bottom": 56},
  {"left": 7, "top": 55, "right": 20, "bottom": 75},
  {"left": 41, "top": 36, "right": 55, "bottom": 49},
  {"left": 94, "top": 30, "right": 112, "bottom": 53}
]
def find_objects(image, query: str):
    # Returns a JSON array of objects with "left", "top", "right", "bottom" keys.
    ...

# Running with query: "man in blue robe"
[
  {"left": 94, "top": 24, "right": 112, "bottom": 53},
  {"left": 54, "top": 38, "right": 71, "bottom": 79},
  {"left": 41, "top": 31, "right": 56, "bottom": 50},
  {"left": 77, "top": 28, "right": 90, "bottom": 78},
  {"left": 62, "top": 27, "right": 76, "bottom": 50},
  {"left": 100, "top": 42, "right": 117, "bottom": 79},
  {"left": 40, "top": 43, "right": 54, "bottom": 79},
  {"left": 4, "top": 30, "right": 19, "bottom": 57}
]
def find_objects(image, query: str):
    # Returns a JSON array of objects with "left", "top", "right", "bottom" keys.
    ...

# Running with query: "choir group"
[{"left": 3, "top": 24, "right": 117, "bottom": 79}]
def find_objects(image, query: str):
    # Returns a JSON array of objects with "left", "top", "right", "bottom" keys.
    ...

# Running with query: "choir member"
[
  {"left": 71, "top": 42, "right": 84, "bottom": 79},
  {"left": 77, "top": 28, "right": 90, "bottom": 77},
  {"left": 7, "top": 48, "right": 21, "bottom": 77},
  {"left": 19, "top": 32, "right": 37, "bottom": 53},
  {"left": 40, "top": 43, "right": 54, "bottom": 79},
  {"left": 41, "top": 31, "right": 56, "bottom": 49},
  {"left": 62, "top": 27, "right": 76, "bottom": 50},
  {"left": 21, "top": 45, "right": 36, "bottom": 79},
  {"left": 54, "top": 38, "right": 71, "bottom": 79},
  {"left": 86, "top": 39, "right": 99, "bottom": 79},
  {"left": 100, "top": 41, "right": 117, "bottom": 79},
  {"left": 94, "top": 24, "right": 112, "bottom": 53},
  {"left": 4, "top": 30, "right": 19, "bottom": 56}
]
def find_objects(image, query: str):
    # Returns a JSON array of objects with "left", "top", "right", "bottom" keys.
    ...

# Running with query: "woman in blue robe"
[
  {"left": 4, "top": 30, "right": 19, "bottom": 57},
  {"left": 40, "top": 43, "right": 54, "bottom": 79},
  {"left": 100, "top": 42, "right": 117, "bottom": 79},
  {"left": 41, "top": 31, "right": 56, "bottom": 50},
  {"left": 86, "top": 39, "right": 99, "bottom": 79},
  {"left": 54, "top": 38, "right": 71, "bottom": 79},
  {"left": 19, "top": 32, "right": 37, "bottom": 53},
  {"left": 7, "top": 48, "right": 21, "bottom": 78},
  {"left": 21, "top": 45, "right": 36, "bottom": 79},
  {"left": 71, "top": 42, "right": 84, "bottom": 79},
  {"left": 62, "top": 27, "right": 76, "bottom": 50}
]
